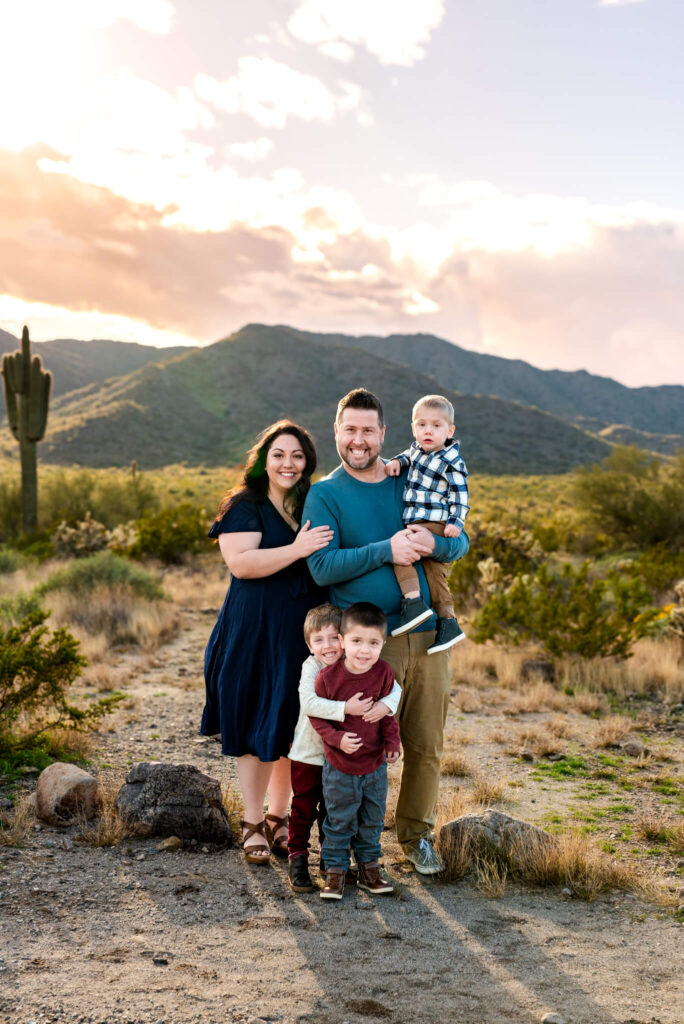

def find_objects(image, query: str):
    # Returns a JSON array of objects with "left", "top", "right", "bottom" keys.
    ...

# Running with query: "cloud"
[
  {"left": 88, "top": 0, "right": 175, "bottom": 33},
  {"left": 600, "top": 1, "right": 646, "bottom": 6},
  {"left": 287, "top": 0, "right": 446, "bottom": 66},
  {"left": 2, "top": 149, "right": 684, "bottom": 387},
  {"left": 195, "top": 58, "right": 363, "bottom": 129},
  {"left": 228, "top": 137, "right": 275, "bottom": 161}
]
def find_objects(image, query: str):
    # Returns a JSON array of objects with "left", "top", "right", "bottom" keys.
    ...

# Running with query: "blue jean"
[{"left": 321, "top": 761, "right": 388, "bottom": 870}]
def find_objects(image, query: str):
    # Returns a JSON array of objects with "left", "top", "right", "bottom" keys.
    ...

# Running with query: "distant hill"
[
  {"left": 252, "top": 325, "right": 684, "bottom": 438},
  {"left": 0, "top": 331, "right": 193, "bottom": 399},
  {"left": 4, "top": 329, "right": 611, "bottom": 474},
  {"left": 597, "top": 424, "right": 684, "bottom": 456}
]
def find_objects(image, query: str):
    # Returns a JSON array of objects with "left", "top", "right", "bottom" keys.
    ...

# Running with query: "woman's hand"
[
  {"left": 345, "top": 692, "right": 374, "bottom": 716},
  {"left": 292, "top": 520, "right": 334, "bottom": 557}
]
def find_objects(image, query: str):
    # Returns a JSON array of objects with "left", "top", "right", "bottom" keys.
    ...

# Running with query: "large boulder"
[
  {"left": 116, "top": 762, "right": 233, "bottom": 845},
  {"left": 36, "top": 763, "right": 100, "bottom": 825},
  {"left": 440, "top": 809, "right": 554, "bottom": 855}
]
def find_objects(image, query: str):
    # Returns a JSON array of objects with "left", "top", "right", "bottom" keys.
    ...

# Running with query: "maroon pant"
[{"left": 288, "top": 761, "right": 326, "bottom": 859}]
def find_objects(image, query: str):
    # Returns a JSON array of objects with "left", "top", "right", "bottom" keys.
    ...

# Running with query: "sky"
[{"left": 1, "top": 0, "right": 683, "bottom": 387}]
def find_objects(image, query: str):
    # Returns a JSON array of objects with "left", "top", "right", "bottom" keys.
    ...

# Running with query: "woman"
[{"left": 201, "top": 421, "right": 332, "bottom": 863}]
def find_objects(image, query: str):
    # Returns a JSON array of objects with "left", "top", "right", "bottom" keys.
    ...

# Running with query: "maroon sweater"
[{"left": 309, "top": 658, "right": 401, "bottom": 776}]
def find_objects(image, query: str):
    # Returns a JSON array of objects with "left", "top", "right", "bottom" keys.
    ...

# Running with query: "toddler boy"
[
  {"left": 385, "top": 393, "right": 469, "bottom": 654},
  {"left": 310, "top": 602, "right": 401, "bottom": 900},
  {"left": 288, "top": 603, "right": 401, "bottom": 893}
]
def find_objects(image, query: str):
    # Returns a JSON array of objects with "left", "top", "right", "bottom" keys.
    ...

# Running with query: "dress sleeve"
[{"left": 208, "top": 499, "right": 262, "bottom": 538}]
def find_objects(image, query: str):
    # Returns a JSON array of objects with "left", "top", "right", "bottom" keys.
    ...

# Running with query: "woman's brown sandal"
[
  {"left": 241, "top": 820, "right": 271, "bottom": 865},
  {"left": 264, "top": 813, "right": 289, "bottom": 859}
]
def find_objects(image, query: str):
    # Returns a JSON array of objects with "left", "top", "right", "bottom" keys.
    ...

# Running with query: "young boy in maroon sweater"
[{"left": 309, "top": 602, "right": 401, "bottom": 900}]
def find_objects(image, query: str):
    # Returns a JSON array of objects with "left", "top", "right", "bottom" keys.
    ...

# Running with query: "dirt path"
[{"left": 1, "top": 568, "right": 682, "bottom": 1024}]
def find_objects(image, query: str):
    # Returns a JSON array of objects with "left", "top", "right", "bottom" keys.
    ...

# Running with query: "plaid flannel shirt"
[{"left": 393, "top": 439, "right": 469, "bottom": 528}]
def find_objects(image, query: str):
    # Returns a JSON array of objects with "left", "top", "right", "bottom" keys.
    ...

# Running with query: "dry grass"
[
  {"left": 558, "top": 638, "right": 684, "bottom": 701},
  {"left": 453, "top": 689, "right": 482, "bottom": 713},
  {"left": 79, "top": 662, "right": 125, "bottom": 693},
  {"left": 635, "top": 813, "right": 684, "bottom": 852},
  {"left": 488, "top": 727, "right": 511, "bottom": 745},
  {"left": 0, "top": 794, "right": 34, "bottom": 847},
  {"left": 572, "top": 691, "right": 605, "bottom": 716},
  {"left": 476, "top": 857, "right": 508, "bottom": 897},
  {"left": 74, "top": 781, "right": 138, "bottom": 847},
  {"left": 594, "top": 715, "right": 633, "bottom": 749},
  {"left": 546, "top": 715, "right": 573, "bottom": 738},
  {"left": 48, "top": 587, "right": 179, "bottom": 651},
  {"left": 221, "top": 781, "right": 244, "bottom": 837},
  {"left": 472, "top": 774, "right": 509, "bottom": 806},
  {"left": 440, "top": 750, "right": 475, "bottom": 778},
  {"left": 45, "top": 727, "right": 94, "bottom": 762},
  {"left": 453, "top": 644, "right": 526, "bottom": 690},
  {"left": 506, "top": 682, "right": 568, "bottom": 715},
  {"left": 517, "top": 725, "right": 565, "bottom": 758}
]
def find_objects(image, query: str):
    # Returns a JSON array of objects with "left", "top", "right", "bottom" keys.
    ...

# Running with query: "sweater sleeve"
[
  {"left": 304, "top": 485, "right": 393, "bottom": 587},
  {"left": 381, "top": 713, "right": 401, "bottom": 753},
  {"left": 444, "top": 462, "right": 470, "bottom": 527},
  {"left": 309, "top": 670, "right": 346, "bottom": 747},
  {"left": 379, "top": 679, "right": 402, "bottom": 715},
  {"left": 431, "top": 528, "right": 470, "bottom": 563},
  {"left": 391, "top": 448, "right": 411, "bottom": 469},
  {"left": 298, "top": 661, "right": 347, "bottom": 723}
]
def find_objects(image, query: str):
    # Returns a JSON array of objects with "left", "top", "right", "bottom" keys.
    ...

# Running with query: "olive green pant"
[{"left": 380, "top": 630, "right": 451, "bottom": 847}]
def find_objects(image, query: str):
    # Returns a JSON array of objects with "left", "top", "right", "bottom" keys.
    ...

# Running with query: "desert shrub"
[
  {"left": 39, "top": 468, "right": 97, "bottom": 528},
  {"left": 474, "top": 561, "right": 659, "bottom": 659},
  {"left": 48, "top": 585, "right": 178, "bottom": 648},
  {"left": 0, "top": 607, "right": 119, "bottom": 752},
  {"left": 129, "top": 503, "right": 209, "bottom": 564},
  {"left": 0, "top": 546, "right": 21, "bottom": 574},
  {"left": 573, "top": 447, "right": 684, "bottom": 552},
  {"left": 623, "top": 545, "right": 684, "bottom": 594},
  {"left": 38, "top": 551, "right": 163, "bottom": 601},
  {"left": 52, "top": 512, "right": 109, "bottom": 558},
  {"left": 448, "top": 520, "right": 544, "bottom": 609},
  {"left": 0, "top": 592, "right": 43, "bottom": 629},
  {"left": 88, "top": 463, "right": 159, "bottom": 528}
]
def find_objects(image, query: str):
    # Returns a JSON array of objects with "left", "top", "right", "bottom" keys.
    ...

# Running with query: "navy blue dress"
[{"left": 201, "top": 497, "right": 326, "bottom": 761}]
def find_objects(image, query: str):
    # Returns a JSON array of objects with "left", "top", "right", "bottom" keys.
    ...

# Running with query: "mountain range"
[{"left": 0, "top": 323, "right": 681, "bottom": 474}]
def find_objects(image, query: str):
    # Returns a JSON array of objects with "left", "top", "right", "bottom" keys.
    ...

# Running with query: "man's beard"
[{"left": 338, "top": 443, "right": 381, "bottom": 471}]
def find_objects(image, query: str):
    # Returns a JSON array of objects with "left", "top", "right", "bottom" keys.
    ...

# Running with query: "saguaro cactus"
[{"left": 1, "top": 326, "right": 52, "bottom": 533}]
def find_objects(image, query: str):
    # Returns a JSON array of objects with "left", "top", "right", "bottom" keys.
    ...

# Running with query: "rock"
[
  {"left": 520, "top": 749, "right": 534, "bottom": 762},
  {"left": 541, "top": 1014, "right": 568, "bottom": 1024},
  {"left": 157, "top": 835, "right": 183, "bottom": 851},
  {"left": 116, "top": 762, "right": 233, "bottom": 845},
  {"left": 561, "top": 887, "right": 573, "bottom": 897},
  {"left": 35, "top": 763, "right": 100, "bottom": 826},
  {"left": 547, "top": 753, "right": 565, "bottom": 762},
  {"left": 522, "top": 659, "right": 555, "bottom": 682},
  {"left": 439, "top": 809, "right": 555, "bottom": 858},
  {"left": 621, "top": 740, "right": 650, "bottom": 758}
]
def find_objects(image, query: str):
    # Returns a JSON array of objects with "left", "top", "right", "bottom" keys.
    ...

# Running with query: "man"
[{"left": 303, "top": 389, "right": 469, "bottom": 874}]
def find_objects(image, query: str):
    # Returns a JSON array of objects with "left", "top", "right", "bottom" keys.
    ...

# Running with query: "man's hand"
[
  {"left": 386, "top": 750, "right": 400, "bottom": 764},
  {"left": 444, "top": 522, "right": 462, "bottom": 538},
  {"left": 384, "top": 459, "right": 401, "bottom": 477},
  {"left": 406, "top": 523, "right": 436, "bottom": 556},
  {"left": 340, "top": 732, "right": 363, "bottom": 754},
  {"left": 390, "top": 529, "right": 422, "bottom": 566},
  {"left": 345, "top": 692, "right": 374, "bottom": 716},
  {"left": 362, "top": 700, "right": 390, "bottom": 723}
]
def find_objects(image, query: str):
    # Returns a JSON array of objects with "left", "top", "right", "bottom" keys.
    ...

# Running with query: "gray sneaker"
[{"left": 403, "top": 837, "right": 444, "bottom": 875}]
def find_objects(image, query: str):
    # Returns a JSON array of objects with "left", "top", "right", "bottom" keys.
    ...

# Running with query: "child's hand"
[
  {"left": 444, "top": 523, "right": 462, "bottom": 538},
  {"left": 386, "top": 749, "right": 400, "bottom": 764},
  {"left": 384, "top": 459, "right": 401, "bottom": 477},
  {"left": 362, "top": 700, "right": 391, "bottom": 723},
  {"left": 340, "top": 732, "right": 363, "bottom": 754},
  {"left": 345, "top": 692, "right": 374, "bottom": 716}
]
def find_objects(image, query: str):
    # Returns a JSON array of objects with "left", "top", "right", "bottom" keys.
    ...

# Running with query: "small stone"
[
  {"left": 157, "top": 836, "right": 183, "bottom": 852},
  {"left": 520, "top": 750, "right": 534, "bottom": 762},
  {"left": 547, "top": 753, "right": 565, "bottom": 762},
  {"left": 561, "top": 887, "right": 573, "bottom": 897},
  {"left": 541, "top": 1015, "right": 567, "bottom": 1024},
  {"left": 621, "top": 740, "right": 649, "bottom": 758},
  {"left": 60, "top": 836, "right": 74, "bottom": 851},
  {"left": 152, "top": 957, "right": 168, "bottom": 966},
  {"left": 136, "top": 852, "right": 146, "bottom": 861},
  {"left": 36, "top": 763, "right": 100, "bottom": 826},
  {"left": 201, "top": 846, "right": 209, "bottom": 854}
]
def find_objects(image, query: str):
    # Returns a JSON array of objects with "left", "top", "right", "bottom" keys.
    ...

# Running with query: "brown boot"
[
  {"left": 357, "top": 861, "right": 394, "bottom": 895},
  {"left": 320, "top": 868, "right": 345, "bottom": 900}
]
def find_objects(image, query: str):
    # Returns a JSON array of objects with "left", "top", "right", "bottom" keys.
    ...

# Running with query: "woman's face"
[{"left": 265, "top": 433, "right": 307, "bottom": 494}]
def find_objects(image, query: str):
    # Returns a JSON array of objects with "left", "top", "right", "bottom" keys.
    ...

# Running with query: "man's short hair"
[
  {"left": 303, "top": 602, "right": 342, "bottom": 643},
  {"left": 412, "top": 394, "right": 455, "bottom": 424},
  {"left": 340, "top": 602, "right": 387, "bottom": 637},
  {"left": 336, "top": 389, "right": 384, "bottom": 428}
]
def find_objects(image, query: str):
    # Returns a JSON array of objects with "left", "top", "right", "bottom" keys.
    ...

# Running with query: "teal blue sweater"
[{"left": 303, "top": 465, "right": 469, "bottom": 633}]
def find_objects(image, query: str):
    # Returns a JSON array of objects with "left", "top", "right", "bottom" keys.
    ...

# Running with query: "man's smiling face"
[{"left": 335, "top": 407, "right": 385, "bottom": 472}]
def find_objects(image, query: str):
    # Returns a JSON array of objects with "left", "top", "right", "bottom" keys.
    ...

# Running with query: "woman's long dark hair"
[{"left": 216, "top": 420, "right": 317, "bottom": 525}]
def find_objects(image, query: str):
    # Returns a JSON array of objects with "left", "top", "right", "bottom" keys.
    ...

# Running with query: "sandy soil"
[{"left": 1, "top": 564, "right": 682, "bottom": 1024}]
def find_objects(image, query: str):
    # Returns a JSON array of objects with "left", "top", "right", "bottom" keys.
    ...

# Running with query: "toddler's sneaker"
[
  {"left": 428, "top": 617, "right": 465, "bottom": 655},
  {"left": 357, "top": 861, "right": 394, "bottom": 895},
  {"left": 391, "top": 596, "right": 433, "bottom": 636},
  {"left": 320, "top": 868, "right": 345, "bottom": 900}
]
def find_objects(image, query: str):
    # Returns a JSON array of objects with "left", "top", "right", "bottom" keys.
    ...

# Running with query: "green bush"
[
  {"left": 0, "top": 546, "right": 21, "bottom": 574},
  {"left": 448, "top": 520, "right": 543, "bottom": 608},
  {"left": 0, "top": 592, "right": 43, "bottom": 629},
  {"left": 39, "top": 466, "right": 159, "bottom": 531},
  {"left": 0, "top": 477, "right": 22, "bottom": 544},
  {"left": 474, "top": 560, "right": 659, "bottom": 660},
  {"left": 624, "top": 545, "right": 684, "bottom": 594},
  {"left": 39, "top": 551, "right": 163, "bottom": 601},
  {"left": 129, "top": 503, "right": 209, "bottom": 564},
  {"left": 573, "top": 447, "right": 684, "bottom": 552},
  {"left": 0, "top": 607, "right": 118, "bottom": 752}
]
